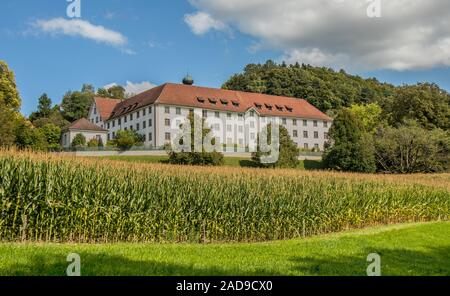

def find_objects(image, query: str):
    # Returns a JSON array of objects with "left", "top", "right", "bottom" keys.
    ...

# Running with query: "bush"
[
  {"left": 252, "top": 124, "right": 299, "bottom": 168},
  {"left": 323, "top": 109, "right": 376, "bottom": 173},
  {"left": 113, "top": 130, "right": 143, "bottom": 150},
  {"left": 87, "top": 138, "right": 100, "bottom": 148},
  {"left": 374, "top": 121, "right": 450, "bottom": 173},
  {"left": 71, "top": 133, "right": 86, "bottom": 147}
]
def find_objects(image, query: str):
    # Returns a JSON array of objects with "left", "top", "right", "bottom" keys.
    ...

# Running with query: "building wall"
[
  {"left": 61, "top": 130, "right": 108, "bottom": 148},
  {"left": 88, "top": 102, "right": 105, "bottom": 129},
  {"left": 103, "top": 103, "right": 331, "bottom": 151}
]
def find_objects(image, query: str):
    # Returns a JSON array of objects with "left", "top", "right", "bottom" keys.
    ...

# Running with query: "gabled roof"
[
  {"left": 65, "top": 118, "right": 108, "bottom": 132},
  {"left": 93, "top": 97, "right": 121, "bottom": 121},
  {"left": 107, "top": 83, "right": 332, "bottom": 121}
]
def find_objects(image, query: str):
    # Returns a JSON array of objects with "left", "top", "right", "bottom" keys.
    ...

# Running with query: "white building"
[
  {"left": 88, "top": 79, "right": 332, "bottom": 151},
  {"left": 61, "top": 118, "right": 108, "bottom": 148}
]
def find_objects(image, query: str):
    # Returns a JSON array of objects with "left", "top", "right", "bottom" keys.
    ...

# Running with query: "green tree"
[
  {"left": 40, "top": 123, "right": 61, "bottom": 150},
  {"left": 168, "top": 112, "right": 224, "bottom": 166},
  {"left": 113, "top": 130, "right": 143, "bottom": 150},
  {"left": 29, "top": 93, "right": 53, "bottom": 121},
  {"left": 61, "top": 88, "right": 94, "bottom": 122},
  {"left": 71, "top": 133, "right": 86, "bottom": 147},
  {"left": 0, "top": 104, "right": 16, "bottom": 147},
  {"left": 374, "top": 121, "right": 450, "bottom": 173},
  {"left": 347, "top": 103, "right": 384, "bottom": 133},
  {"left": 323, "top": 109, "right": 376, "bottom": 173},
  {"left": 87, "top": 138, "right": 100, "bottom": 148},
  {"left": 252, "top": 124, "right": 299, "bottom": 168},
  {"left": 0, "top": 60, "right": 21, "bottom": 110},
  {"left": 97, "top": 85, "right": 126, "bottom": 100},
  {"left": 14, "top": 120, "right": 47, "bottom": 150}
]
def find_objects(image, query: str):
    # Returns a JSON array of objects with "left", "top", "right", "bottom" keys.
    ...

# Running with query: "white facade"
[
  {"left": 104, "top": 103, "right": 331, "bottom": 151},
  {"left": 88, "top": 102, "right": 105, "bottom": 129}
]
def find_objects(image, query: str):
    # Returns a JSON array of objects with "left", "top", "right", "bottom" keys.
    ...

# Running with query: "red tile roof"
[
  {"left": 108, "top": 83, "right": 332, "bottom": 121},
  {"left": 93, "top": 97, "right": 121, "bottom": 121},
  {"left": 66, "top": 118, "right": 108, "bottom": 132}
]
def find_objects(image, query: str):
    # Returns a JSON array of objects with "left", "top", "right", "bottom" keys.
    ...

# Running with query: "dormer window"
[
  {"left": 285, "top": 106, "right": 293, "bottom": 112},
  {"left": 275, "top": 105, "right": 283, "bottom": 111},
  {"left": 197, "top": 97, "right": 205, "bottom": 103},
  {"left": 254, "top": 103, "right": 262, "bottom": 109},
  {"left": 265, "top": 103, "right": 273, "bottom": 110},
  {"left": 220, "top": 99, "right": 229, "bottom": 105},
  {"left": 232, "top": 101, "right": 239, "bottom": 107},
  {"left": 208, "top": 98, "right": 217, "bottom": 104}
]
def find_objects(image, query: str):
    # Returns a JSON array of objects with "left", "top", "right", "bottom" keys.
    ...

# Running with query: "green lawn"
[
  {"left": 1, "top": 222, "right": 448, "bottom": 276},
  {"left": 96, "top": 155, "right": 324, "bottom": 169}
]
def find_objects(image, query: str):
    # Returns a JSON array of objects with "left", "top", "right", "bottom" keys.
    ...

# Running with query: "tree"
[
  {"left": 0, "top": 60, "right": 21, "bottom": 110},
  {"left": 14, "top": 119, "right": 47, "bottom": 151},
  {"left": 374, "top": 121, "right": 450, "bottom": 173},
  {"left": 323, "top": 109, "right": 376, "bottom": 173},
  {"left": 252, "top": 124, "right": 299, "bottom": 168},
  {"left": 168, "top": 112, "right": 224, "bottom": 166},
  {"left": 348, "top": 103, "right": 383, "bottom": 133},
  {"left": 61, "top": 90, "right": 94, "bottom": 122},
  {"left": 97, "top": 85, "right": 126, "bottom": 100},
  {"left": 29, "top": 93, "right": 53, "bottom": 122},
  {"left": 112, "top": 130, "right": 143, "bottom": 150},
  {"left": 87, "top": 138, "right": 100, "bottom": 148},
  {"left": 388, "top": 83, "right": 450, "bottom": 130},
  {"left": 40, "top": 123, "right": 61, "bottom": 150},
  {"left": 0, "top": 104, "right": 16, "bottom": 147},
  {"left": 32, "top": 105, "right": 70, "bottom": 129},
  {"left": 71, "top": 133, "right": 86, "bottom": 147}
]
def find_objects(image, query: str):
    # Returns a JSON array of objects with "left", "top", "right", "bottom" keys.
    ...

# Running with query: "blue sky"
[{"left": 1, "top": 0, "right": 449, "bottom": 116}]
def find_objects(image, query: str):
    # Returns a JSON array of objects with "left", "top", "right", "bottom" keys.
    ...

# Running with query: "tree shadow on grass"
[
  {"left": 0, "top": 252, "right": 280, "bottom": 276},
  {"left": 289, "top": 246, "right": 450, "bottom": 276},
  {"left": 303, "top": 160, "right": 324, "bottom": 170}
]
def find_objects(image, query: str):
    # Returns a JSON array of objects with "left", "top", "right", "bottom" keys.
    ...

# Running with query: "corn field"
[{"left": 0, "top": 150, "right": 449, "bottom": 243}]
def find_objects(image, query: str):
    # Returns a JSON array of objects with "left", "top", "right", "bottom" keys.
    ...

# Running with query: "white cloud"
[
  {"left": 33, "top": 17, "right": 129, "bottom": 50},
  {"left": 186, "top": 0, "right": 450, "bottom": 71},
  {"left": 104, "top": 81, "right": 156, "bottom": 96},
  {"left": 184, "top": 11, "right": 228, "bottom": 35}
]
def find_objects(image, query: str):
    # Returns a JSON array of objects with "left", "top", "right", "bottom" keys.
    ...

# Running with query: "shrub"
[
  {"left": 87, "top": 138, "right": 100, "bottom": 148},
  {"left": 71, "top": 133, "right": 86, "bottom": 147},
  {"left": 323, "top": 109, "right": 376, "bottom": 173},
  {"left": 113, "top": 130, "right": 142, "bottom": 150},
  {"left": 252, "top": 123, "right": 299, "bottom": 168}
]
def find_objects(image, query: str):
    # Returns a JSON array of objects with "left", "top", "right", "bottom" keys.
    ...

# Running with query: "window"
[
  {"left": 94, "top": 107, "right": 97, "bottom": 114},
  {"left": 261, "top": 117, "right": 266, "bottom": 123},
  {"left": 130, "top": 126, "right": 133, "bottom": 131},
  {"left": 149, "top": 119, "right": 152, "bottom": 127},
  {"left": 303, "top": 131, "right": 308, "bottom": 138},
  {"left": 250, "top": 121, "right": 255, "bottom": 128},
  {"left": 165, "top": 106, "right": 170, "bottom": 114},
  {"left": 293, "top": 119, "right": 297, "bottom": 126},
  {"left": 96, "top": 117, "right": 99, "bottom": 123},
  {"left": 176, "top": 107, "right": 181, "bottom": 115},
  {"left": 107, "top": 134, "right": 110, "bottom": 141},
  {"left": 215, "top": 111, "right": 220, "bottom": 118},
  {"left": 112, "top": 120, "right": 116, "bottom": 128},
  {"left": 137, "top": 111, "right": 140, "bottom": 119},
  {"left": 124, "top": 127, "right": 127, "bottom": 131},
  {"left": 124, "top": 116, "right": 127, "bottom": 123},
  {"left": 143, "top": 121, "right": 146, "bottom": 129},
  {"left": 314, "top": 144, "right": 319, "bottom": 150},
  {"left": 238, "top": 114, "right": 243, "bottom": 121},
  {"left": 314, "top": 131, "right": 319, "bottom": 139},
  {"left": 165, "top": 119, "right": 170, "bottom": 126},
  {"left": 143, "top": 109, "right": 146, "bottom": 116},
  {"left": 250, "top": 110, "right": 255, "bottom": 117},
  {"left": 282, "top": 118, "right": 287, "bottom": 125},
  {"left": 165, "top": 133, "right": 171, "bottom": 141},
  {"left": 293, "top": 130, "right": 298, "bottom": 138},
  {"left": 213, "top": 123, "right": 220, "bottom": 131},
  {"left": 136, "top": 123, "right": 140, "bottom": 131},
  {"left": 304, "top": 143, "right": 309, "bottom": 149},
  {"left": 313, "top": 120, "right": 318, "bottom": 127},
  {"left": 118, "top": 118, "right": 121, "bottom": 125},
  {"left": 143, "top": 134, "right": 147, "bottom": 142},
  {"left": 250, "top": 133, "right": 255, "bottom": 140},
  {"left": 323, "top": 121, "right": 328, "bottom": 128},
  {"left": 149, "top": 106, "right": 152, "bottom": 114},
  {"left": 227, "top": 125, "right": 232, "bottom": 132},
  {"left": 202, "top": 110, "right": 208, "bottom": 118},
  {"left": 112, "top": 131, "right": 116, "bottom": 139},
  {"left": 227, "top": 113, "right": 232, "bottom": 119},
  {"left": 107, "top": 122, "right": 110, "bottom": 129},
  {"left": 238, "top": 126, "right": 244, "bottom": 133},
  {"left": 303, "top": 120, "right": 308, "bottom": 126},
  {"left": 130, "top": 113, "right": 133, "bottom": 121},
  {"left": 149, "top": 133, "right": 153, "bottom": 141}
]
